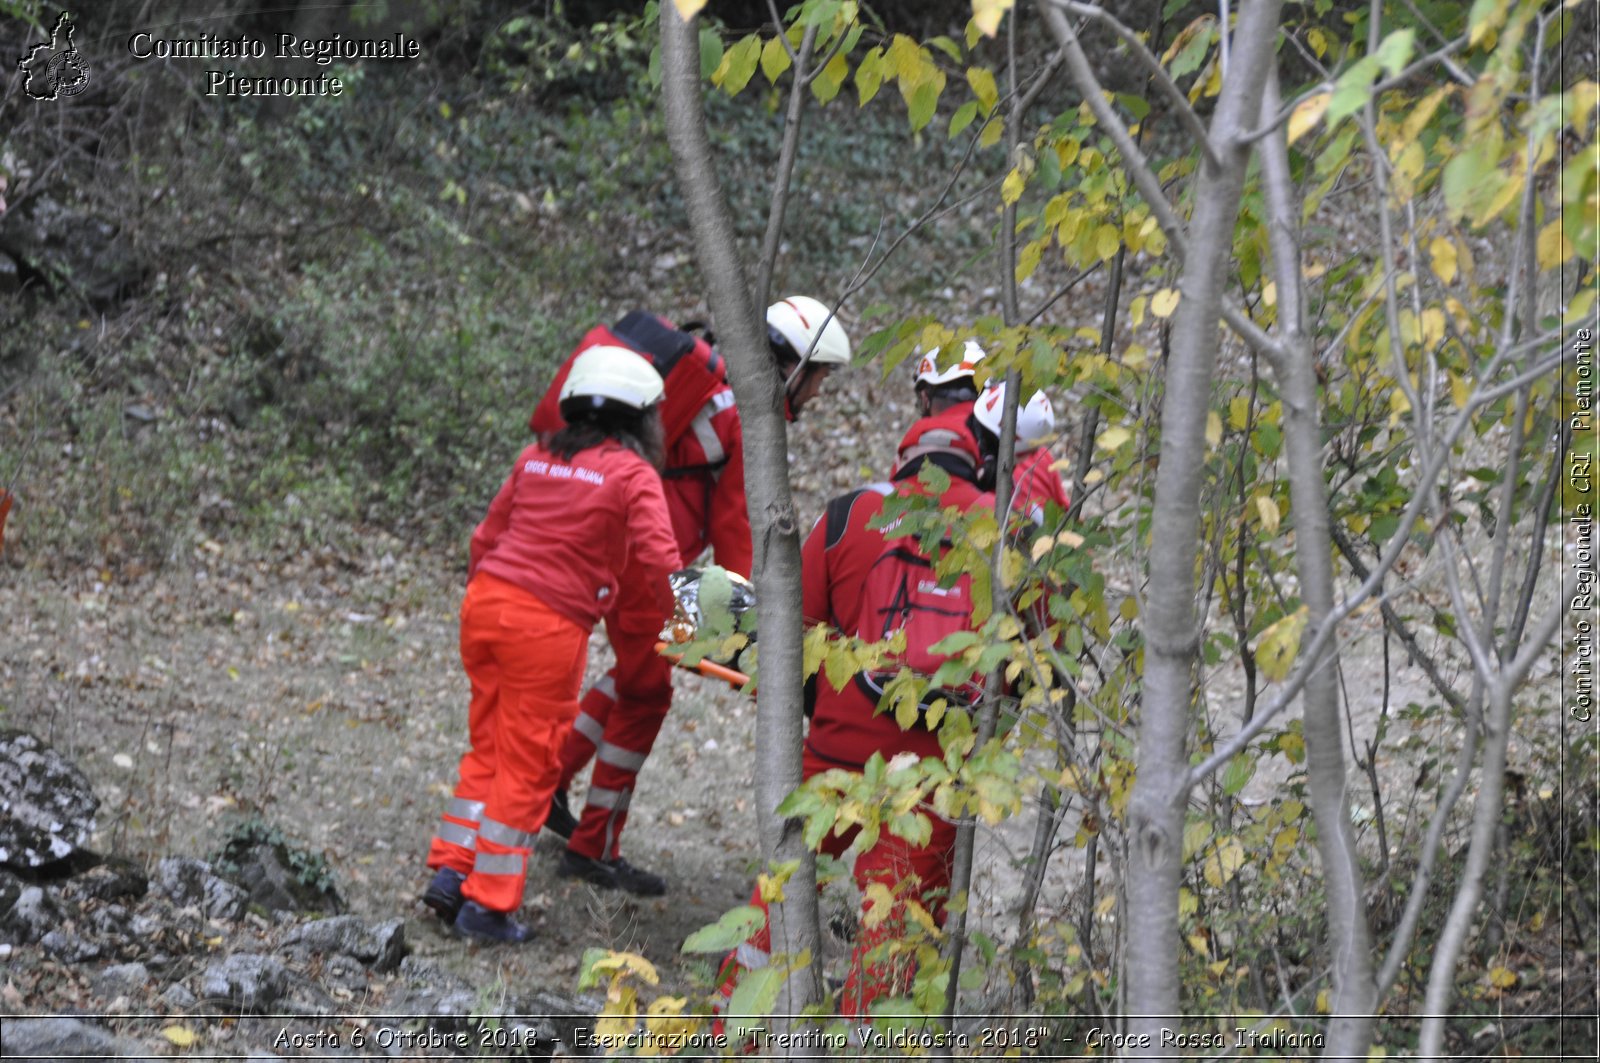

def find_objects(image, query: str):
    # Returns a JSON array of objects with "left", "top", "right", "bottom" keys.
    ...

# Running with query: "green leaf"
[
  {"left": 717, "top": 34, "right": 762, "bottom": 95},
  {"left": 1221, "top": 755, "right": 1256, "bottom": 796},
  {"left": 907, "top": 76, "right": 942, "bottom": 132},
  {"left": 1373, "top": 28, "right": 1416, "bottom": 77},
  {"left": 682, "top": 906, "right": 767, "bottom": 953},
  {"left": 1325, "top": 56, "right": 1378, "bottom": 126},
  {"left": 726, "top": 965, "right": 787, "bottom": 1041},
  {"left": 698, "top": 27, "right": 723, "bottom": 79},
  {"left": 813, "top": 49, "right": 849, "bottom": 105},
  {"left": 760, "top": 34, "right": 792, "bottom": 83},
  {"left": 949, "top": 99, "right": 979, "bottom": 138},
  {"left": 928, "top": 35, "right": 963, "bottom": 62},
  {"left": 855, "top": 48, "right": 885, "bottom": 106}
]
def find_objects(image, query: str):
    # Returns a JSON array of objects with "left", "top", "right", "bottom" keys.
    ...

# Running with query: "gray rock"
[
  {"left": 279, "top": 916, "right": 405, "bottom": 972},
  {"left": 199, "top": 952, "right": 289, "bottom": 1012},
  {"left": 41, "top": 924, "right": 102, "bottom": 962},
  {"left": 1, "top": 1016, "right": 155, "bottom": 1060},
  {"left": 66, "top": 856, "right": 148, "bottom": 903},
  {"left": 152, "top": 857, "right": 248, "bottom": 921},
  {"left": 1, "top": 882, "right": 60, "bottom": 945},
  {"left": 0, "top": 730, "right": 99, "bottom": 869},
  {"left": 161, "top": 981, "right": 197, "bottom": 1008},
  {"left": 94, "top": 961, "right": 150, "bottom": 996}
]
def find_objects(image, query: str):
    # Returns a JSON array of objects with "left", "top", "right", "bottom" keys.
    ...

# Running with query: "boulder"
[
  {"left": 223, "top": 836, "right": 344, "bottom": 914},
  {"left": 280, "top": 916, "right": 405, "bottom": 972},
  {"left": 2, "top": 1017, "right": 160, "bottom": 1062},
  {"left": 0, "top": 730, "right": 99, "bottom": 870},
  {"left": 1, "top": 880, "right": 61, "bottom": 944},
  {"left": 152, "top": 857, "right": 248, "bottom": 921},
  {"left": 199, "top": 952, "right": 289, "bottom": 1012}
]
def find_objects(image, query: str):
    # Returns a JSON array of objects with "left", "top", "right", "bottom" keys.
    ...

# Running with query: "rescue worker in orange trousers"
[
  {"left": 534, "top": 297, "right": 853, "bottom": 896},
  {"left": 716, "top": 402, "right": 999, "bottom": 1016},
  {"left": 421, "top": 346, "right": 681, "bottom": 944}
]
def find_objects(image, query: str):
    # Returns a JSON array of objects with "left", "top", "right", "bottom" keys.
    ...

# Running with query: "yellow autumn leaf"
[
  {"left": 1488, "top": 966, "right": 1518, "bottom": 988},
  {"left": 1428, "top": 236, "right": 1458, "bottom": 284},
  {"left": 862, "top": 882, "right": 896, "bottom": 927},
  {"left": 1261, "top": 280, "right": 1277, "bottom": 307},
  {"left": 1255, "top": 495, "right": 1281, "bottom": 534},
  {"left": 590, "top": 951, "right": 661, "bottom": 984},
  {"left": 1001, "top": 167, "right": 1026, "bottom": 205},
  {"left": 1286, "top": 92, "right": 1330, "bottom": 145},
  {"left": 1096, "top": 425, "right": 1132, "bottom": 452},
  {"left": 1203, "top": 836, "right": 1245, "bottom": 887},
  {"left": 1129, "top": 294, "right": 1148, "bottom": 328},
  {"left": 1256, "top": 607, "right": 1308, "bottom": 682},
  {"left": 672, "top": 0, "right": 707, "bottom": 19},
  {"left": 1537, "top": 220, "right": 1573, "bottom": 270},
  {"left": 162, "top": 1025, "right": 197, "bottom": 1048},
  {"left": 1205, "top": 409, "right": 1223, "bottom": 447},
  {"left": 1151, "top": 287, "right": 1180, "bottom": 318},
  {"left": 972, "top": 0, "right": 1016, "bottom": 37},
  {"left": 1187, "top": 933, "right": 1210, "bottom": 956},
  {"left": 1389, "top": 387, "right": 1411, "bottom": 427}
]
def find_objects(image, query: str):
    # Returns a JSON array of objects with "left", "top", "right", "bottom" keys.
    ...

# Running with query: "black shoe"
[
  {"left": 558, "top": 849, "right": 667, "bottom": 897},
  {"left": 421, "top": 867, "right": 466, "bottom": 923},
  {"left": 452, "top": 900, "right": 533, "bottom": 944},
  {"left": 543, "top": 790, "right": 577, "bottom": 840}
]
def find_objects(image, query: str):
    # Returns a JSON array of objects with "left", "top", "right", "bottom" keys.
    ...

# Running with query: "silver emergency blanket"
[{"left": 661, "top": 567, "right": 756, "bottom": 643}]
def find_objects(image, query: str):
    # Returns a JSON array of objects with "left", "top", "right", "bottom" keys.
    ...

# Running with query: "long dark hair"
[{"left": 546, "top": 398, "right": 666, "bottom": 470}]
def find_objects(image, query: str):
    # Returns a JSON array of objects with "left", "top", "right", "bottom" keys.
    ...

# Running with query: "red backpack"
[
  {"left": 852, "top": 534, "right": 985, "bottom": 714},
  {"left": 530, "top": 311, "right": 727, "bottom": 447}
]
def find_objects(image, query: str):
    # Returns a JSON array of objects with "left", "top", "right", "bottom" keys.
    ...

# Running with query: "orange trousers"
[{"left": 426, "top": 574, "right": 589, "bottom": 913}]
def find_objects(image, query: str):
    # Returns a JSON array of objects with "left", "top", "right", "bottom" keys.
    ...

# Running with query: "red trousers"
[
  {"left": 556, "top": 622, "right": 674, "bottom": 859},
  {"left": 427, "top": 574, "right": 589, "bottom": 913},
  {"left": 718, "top": 747, "right": 957, "bottom": 1017}
]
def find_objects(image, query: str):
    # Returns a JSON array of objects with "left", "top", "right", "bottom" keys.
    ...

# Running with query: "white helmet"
[
  {"left": 767, "top": 295, "right": 852, "bottom": 367},
  {"left": 560, "top": 345, "right": 665, "bottom": 410},
  {"left": 975, "top": 381, "right": 1057, "bottom": 449},
  {"left": 914, "top": 339, "right": 987, "bottom": 388}
]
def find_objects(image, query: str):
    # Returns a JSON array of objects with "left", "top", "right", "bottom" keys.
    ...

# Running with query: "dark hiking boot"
[
  {"left": 421, "top": 867, "right": 466, "bottom": 923},
  {"left": 452, "top": 901, "right": 533, "bottom": 945},
  {"left": 543, "top": 789, "right": 577, "bottom": 840},
  {"left": 558, "top": 849, "right": 667, "bottom": 897}
]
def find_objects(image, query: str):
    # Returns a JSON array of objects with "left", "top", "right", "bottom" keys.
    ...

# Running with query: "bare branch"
[{"left": 1052, "top": 0, "right": 1221, "bottom": 170}]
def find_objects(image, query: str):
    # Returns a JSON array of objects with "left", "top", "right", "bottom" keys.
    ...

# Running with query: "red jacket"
[
  {"left": 469, "top": 441, "right": 680, "bottom": 630},
  {"left": 1010, "top": 448, "right": 1071, "bottom": 525},
  {"left": 664, "top": 386, "right": 752, "bottom": 577},
  {"left": 801, "top": 413, "right": 993, "bottom": 768}
]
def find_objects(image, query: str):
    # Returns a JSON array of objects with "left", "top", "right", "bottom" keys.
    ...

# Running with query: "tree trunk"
[
  {"left": 1256, "top": 69, "right": 1376, "bottom": 1057},
  {"left": 1041, "top": 0, "right": 1284, "bottom": 1041},
  {"left": 658, "top": 0, "right": 822, "bottom": 1026}
]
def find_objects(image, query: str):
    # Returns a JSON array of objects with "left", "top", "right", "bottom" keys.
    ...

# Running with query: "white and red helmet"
[
  {"left": 560, "top": 345, "right": 666, "bottom": 410},
  {"left": 975, "top": 381, "right": 1057, "bottom": 449},
  {"left": 766, "top": 295, "right": 852, "bottom": 366},
  {"left": 914, "top": 339, "right": 987, "bottom": 389}
]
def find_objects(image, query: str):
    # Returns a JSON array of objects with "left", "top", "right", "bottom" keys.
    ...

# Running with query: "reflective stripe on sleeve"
[
  {"left": 477, "top": 816, "right": 533, "bottom": 850},
  {"left": 595, "top": 741, "right": 648, "bottom": 772},
  {"left": 434, "top": 820, "right": 477, "bottom": 850},
  {"left": 472, "top": 851, "right": 526, "bottom": 877},
  {"left": 572, "top": 712, "right": 604, "bottom": 745},
  {"left": 691, "top": 409, "right": 725, "bottom": 466},
  {"left": 447, "top": 797, "right": 485, "bottom": 821},
  {"left": 584, "top": 786, "right": 632, "bottom": 811},
  {"left": 590, "top": 674, "right": 617, "bottom": 701}
]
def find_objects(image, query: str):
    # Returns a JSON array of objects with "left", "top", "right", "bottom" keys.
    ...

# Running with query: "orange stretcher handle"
[{"left": 655, "top": 641, "right": 751, "bottom": 688}]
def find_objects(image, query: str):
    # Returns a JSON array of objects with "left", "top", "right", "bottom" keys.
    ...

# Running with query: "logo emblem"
[{"left": 16, "top": 12, "right": 91, "bottom": 101}]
